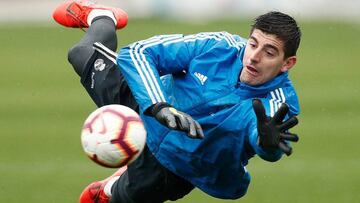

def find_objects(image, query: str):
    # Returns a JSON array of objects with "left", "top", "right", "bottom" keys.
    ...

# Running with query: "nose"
[{"left": 250, "top": 49, "right": 261, "bottom": 63}]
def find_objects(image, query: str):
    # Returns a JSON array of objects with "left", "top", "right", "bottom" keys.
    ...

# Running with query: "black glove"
[
  {"left": 252, "top": 99, "right": 299, "bottom": 156},
  {"left": 150, "top": 102, "right": 204, "bottom": 139}
]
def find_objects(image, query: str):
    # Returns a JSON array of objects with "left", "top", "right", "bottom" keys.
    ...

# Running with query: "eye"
[
  {"left": 266, "top": 51, "right": 274, "bottom": 57},
  {"left": 249, "top": 42, "right": 256, "bottom": 48}
]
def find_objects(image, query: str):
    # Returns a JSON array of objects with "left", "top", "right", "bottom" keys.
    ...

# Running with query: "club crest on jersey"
[{"left": 94, "top": 59, "right": 106, "bottom": 71}]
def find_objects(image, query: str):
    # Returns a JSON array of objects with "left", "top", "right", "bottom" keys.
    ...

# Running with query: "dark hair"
[{"left": 251, "top": 11, "right": 301, "bottom": 58}]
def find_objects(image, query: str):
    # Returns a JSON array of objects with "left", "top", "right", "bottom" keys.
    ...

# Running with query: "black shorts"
[
  {"left": 70, "top": 42, "right": 194, "bottom": 203},
  {"left": 111, "top": 145, "right": 194, "bottom": 203}
]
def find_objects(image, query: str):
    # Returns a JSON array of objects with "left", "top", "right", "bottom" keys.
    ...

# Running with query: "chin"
[
  {"left": 246, "top": 81, "right": 258, "bottom": 86},
  {"left": 240, "top": 74, "right": 260, "bottom": 86},
  {"left": 242, "top": 75, "right": 265, "bottom": 86},
  {"left": 241, "top": 79, "right": 254, "bottom": 86},
  {"left": 242, "top": 79, "right": 262, "bottom": 86}
]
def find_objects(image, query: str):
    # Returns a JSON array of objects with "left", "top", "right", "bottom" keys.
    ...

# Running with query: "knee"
[{"left": 68, "top": 45, "right": 94, "bottom": 76}]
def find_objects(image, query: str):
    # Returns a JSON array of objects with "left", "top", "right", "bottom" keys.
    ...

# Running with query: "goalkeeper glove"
[
  {"left": 252, "top": 99, "right": 299, "bottom": 156},
  {"left": 150, "top": 102, "right": 204, "bottom": 139}
]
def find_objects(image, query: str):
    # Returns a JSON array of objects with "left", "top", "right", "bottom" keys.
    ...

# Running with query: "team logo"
[
  {"left": 194, "top": 72, "right": 208, "bottom": 85},
  {"left": 94, "top": 59, "right": 106, "bottom": 71}
]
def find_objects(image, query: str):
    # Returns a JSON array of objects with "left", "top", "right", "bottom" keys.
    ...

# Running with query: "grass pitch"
[{"left": 0, "top": 19, "right": 359, "bottom": 202}]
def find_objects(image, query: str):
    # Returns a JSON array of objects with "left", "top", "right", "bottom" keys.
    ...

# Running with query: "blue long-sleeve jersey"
[{"left": 116, "top": 32, "right": 300, "bottom": 199}]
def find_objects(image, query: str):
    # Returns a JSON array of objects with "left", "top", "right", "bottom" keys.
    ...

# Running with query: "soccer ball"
[{"left": 81, "top": 105, "right": 146, "bottom": 168}]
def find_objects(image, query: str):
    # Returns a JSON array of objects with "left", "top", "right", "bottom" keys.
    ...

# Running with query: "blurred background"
[
  {"left": 1, "top": 0, "right": 360, "bottom": 202},
  {"left": 1, "top": 0, "right": 360, "bottom": 22}
]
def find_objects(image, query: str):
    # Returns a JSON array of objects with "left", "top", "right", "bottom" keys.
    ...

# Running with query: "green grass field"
[{"left": 1, "top": 19, "right": 360, "bottom": 202}]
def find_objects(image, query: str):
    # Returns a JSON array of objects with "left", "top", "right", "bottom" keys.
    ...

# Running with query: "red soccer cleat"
[
  {"left": 53, "top": 0, "right": 128, "bottom": 29},
  {"left": 79, "top": 166, "right": 127, "bottom": 203}
]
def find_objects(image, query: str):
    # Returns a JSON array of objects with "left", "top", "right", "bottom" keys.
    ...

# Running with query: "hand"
[
  {"left": 150, "top": 102, "right": 204, "bottom": 139},
  {"left": 252, "top": 99, "right": 299, "bottom": 156}
]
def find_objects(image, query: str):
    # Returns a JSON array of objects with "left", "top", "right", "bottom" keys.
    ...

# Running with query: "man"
[{"left": 53, "top": 1, "right": 301, "bottom": 203}]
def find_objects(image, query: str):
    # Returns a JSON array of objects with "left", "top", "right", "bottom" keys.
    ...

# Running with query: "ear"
[{"left": 280, "top": 56, "right": 297, "bottom": 72}]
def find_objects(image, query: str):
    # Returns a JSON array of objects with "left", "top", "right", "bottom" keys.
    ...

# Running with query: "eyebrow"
[{"left": 249, "top": 36, "right": 280, "bottom": 54}]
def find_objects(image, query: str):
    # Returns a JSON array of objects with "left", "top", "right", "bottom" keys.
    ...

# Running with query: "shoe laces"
[{"left": 66, "top": 0, "right": 97, "bottom": 31}]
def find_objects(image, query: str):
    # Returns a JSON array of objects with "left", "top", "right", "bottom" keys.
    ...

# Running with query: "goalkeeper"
[{"left": 53, "top": 1, "right": 301, "bottom": 203}]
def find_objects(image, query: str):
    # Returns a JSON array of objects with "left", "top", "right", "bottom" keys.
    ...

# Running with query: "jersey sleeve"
[{"left": 116, "top": 32, "right": 235, "bottom": 113}]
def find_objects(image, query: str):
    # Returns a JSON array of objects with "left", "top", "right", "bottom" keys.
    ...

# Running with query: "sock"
[
  {"left": 87, "top": 9, "right": 117, "bottom": 27},
  {"left": 104, "top": 176, "right": 120, "bottom": 197}
]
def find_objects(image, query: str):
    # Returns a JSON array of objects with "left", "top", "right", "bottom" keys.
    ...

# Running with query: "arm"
[
  {"left": 116, "top": 33, "right": 229, "bottom": 137},
  {"left": 117, "top": 33, "right": 224, "bottom": 113}
]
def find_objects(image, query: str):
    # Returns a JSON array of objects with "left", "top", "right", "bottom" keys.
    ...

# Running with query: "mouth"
[{"left": 245, "top": 65, "right": 259, "bottom": 76}]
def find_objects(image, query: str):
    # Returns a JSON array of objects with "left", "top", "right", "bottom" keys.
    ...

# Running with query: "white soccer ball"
[{"left": 81, "top": 105, "right": 146, "bottom": 168}]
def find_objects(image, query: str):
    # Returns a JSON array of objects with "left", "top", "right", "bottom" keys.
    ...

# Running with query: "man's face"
[{"left": 240, "top": 29, "right": 296, "bottom": 86}]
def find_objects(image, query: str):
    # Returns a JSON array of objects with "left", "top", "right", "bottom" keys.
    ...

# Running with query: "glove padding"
[
  {"left": 253, "top": 99, "right": 299, "bottom": 156},
  {"left": 151, "top": 102, "right": 204, "bottom": 139}
]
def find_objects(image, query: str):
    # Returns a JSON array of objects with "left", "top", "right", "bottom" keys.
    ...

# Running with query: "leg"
[
  {"left": 110, "top": 146, "right": 195, "bottom": 203},
  {"left": 68, "top": 17, "right": 117, "bottom": 77},
  {"left": 54, "top": 0, "right": 128, "bottom": 77},
  {"left": 67, "top": 17, "right": 138, "bottom": 109}
]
